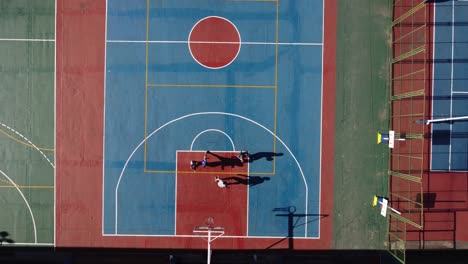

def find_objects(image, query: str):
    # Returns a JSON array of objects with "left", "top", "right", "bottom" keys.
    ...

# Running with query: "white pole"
[
  {"left": 378, "top": 200, "right": 402, "bottom": 215},
  {"left": 207, "top": 230, "right": 211, "bottom": 264},
  {"left": 389, "top": 206, "right": 402, "bottom": 215},
  {"left": 416, "top": 116, "right": 468, "bottom": 125}
]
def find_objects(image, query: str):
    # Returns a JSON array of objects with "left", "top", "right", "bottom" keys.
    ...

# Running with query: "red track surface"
[
  {"left": 56, "top": 0, "right": 336, "bottom": 249},
  {"left": 56, "top": 0, "right": 107, "bottom": 247}
]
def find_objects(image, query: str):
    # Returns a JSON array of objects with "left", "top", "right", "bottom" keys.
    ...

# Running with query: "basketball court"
[
  {"left": 101, "top": 0, "right": 326, "bottom": 240},
  {"left": 0, "top": 0, "right": 55, "bottom": 246},
  {"left": 54, "top": 0, "right": 336, "bottom": 250}
]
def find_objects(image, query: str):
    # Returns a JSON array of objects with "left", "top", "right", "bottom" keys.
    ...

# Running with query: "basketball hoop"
[
  {"left": 206, "top": 217, "right": 214, "bottom": 227},
  {"left": 193, "top": 217, "right": 224, "bottom": 264}
]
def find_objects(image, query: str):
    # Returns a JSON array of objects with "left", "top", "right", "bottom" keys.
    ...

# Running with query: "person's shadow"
[
  {"left": 222, "top": 174, "right": 270, "bottom": 187},
  {"left": 248, "top": 152, "right": 284, "bottom": 162},
  {"left": 205, "top": 151, "right": 243, "bottom": 170},
  {"left": 0, "top": 231, "right": 14, "bottom": 245}
]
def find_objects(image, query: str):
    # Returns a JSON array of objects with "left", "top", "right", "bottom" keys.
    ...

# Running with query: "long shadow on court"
[
  {"left": 221, "top": 174, "right": 270, "bottom": 187},
  {"left": 266, "top": 206, "right": 328, "bottom": 251},
  {"left": 205, "top": 151, "right": 244, "bottom": 170},
  {"left": 248, "top": 152, "right": 284, "bottom": 162},
  {"left": 202, "top": 151, "right": 284, "bottom": 170}
]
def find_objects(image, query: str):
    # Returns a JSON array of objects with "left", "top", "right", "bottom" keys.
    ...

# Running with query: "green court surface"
[
  {"left": 0, "top": 0, "right": 55, "bottom": 245},
  {"left": 334, "top": 0, "right": 391, "bottom": 249}
]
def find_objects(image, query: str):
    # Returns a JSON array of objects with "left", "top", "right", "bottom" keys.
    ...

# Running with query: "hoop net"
[{"left": 193, "top": 217, "right": 225, "bottom": 241}]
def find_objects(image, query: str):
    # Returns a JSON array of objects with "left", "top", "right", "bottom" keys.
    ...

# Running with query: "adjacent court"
[
  {"left": 431, "top": 0, "right": 468, "bottom": 171},
  {"left": 0, "top": 0, "right": 55, "bottom": 245}
]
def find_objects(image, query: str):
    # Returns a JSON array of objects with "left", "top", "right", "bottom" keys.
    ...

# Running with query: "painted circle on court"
[{"left": 188, "top": 16, "right": 241, "bottom": 69}]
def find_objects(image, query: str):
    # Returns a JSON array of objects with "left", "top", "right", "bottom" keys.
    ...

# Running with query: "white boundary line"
[
  {"left": 53, "top": 0, "right": 57, "bottom": 247},
  {"left": 101, "top": 0, "right": 109, "bottom": 236},
  {"left": 107, "top": 39, "right": 322, "bottom": 46},
  {"left": 0, "top": 169, "right": 38, "bottom": 244},
  {"left": 0, "top": 38, "right": 55, "bottom": 42},
  {"left": 190, "top": 129, "right": 236, "bottom": 151},
  {"left": 430, "top": 0, "right": 436, "bottom": 171},
  {"left": 452, "top": 91, "right": 468, "bottom": 94},
  {"left": 6, "top": 243, "right": 54, "bottom": 246},
  {"left": 103, "top": 0, "right": 324, "bottom": 238},
  {"left": 431, "top": 168, "right": 468, "bottom": 172},
  {"left": 112, "top": 112, "right": 309, "bottom": 237},
  {"left": 102, "top": 233, "right": 318, "bottom": 239},
  {"left": 317, "top": 0, "right": 324, "bottom": 239},
  {"left": 448, "top": 0, "right": 455, "bottom": 171},
  {"left": 174, "top": 150, "right": 178, "bottom": 235},
  {"left": 246, "top": 158, "right": 249, "bottom": 237}
]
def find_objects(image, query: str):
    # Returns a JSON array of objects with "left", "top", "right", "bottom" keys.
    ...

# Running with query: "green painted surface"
[
  {"left": 334, "top": 0, "right": 392, "bottom": 249},
  {"left": 0, "top": 2, "right": 55, "bottom": 245},
  {"left": 0, "top": 0, "right": 55, "bottom": 39}
]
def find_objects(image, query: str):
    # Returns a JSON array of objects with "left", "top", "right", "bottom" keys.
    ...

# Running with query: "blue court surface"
[
  {"left": 102, "top": 0, "right": 324, "bottom": 238},
  {"left": 431, "top": 0, "right": 468, "bottom": 171}
]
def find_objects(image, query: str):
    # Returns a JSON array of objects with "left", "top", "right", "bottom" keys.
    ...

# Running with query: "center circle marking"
[{"left": 188, "top": 16, "right": 241, "bottom": 69}]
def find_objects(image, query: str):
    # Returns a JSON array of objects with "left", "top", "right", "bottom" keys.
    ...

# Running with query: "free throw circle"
[{"left": 188, "top": 16, "right": 241, "bottom": 69}]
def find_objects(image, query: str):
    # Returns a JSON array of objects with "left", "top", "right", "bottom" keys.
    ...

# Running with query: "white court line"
[
  {"left": 246, "top": 158, "right": 249, "bottom": 237},
  {"left": 5, "top": 243, "right": 53, "bottom": 246},
  {"left": 452, "top": 91, "right": 468, "bottom": 94},
  {"left": 113, "top": 112, "right": 309, "bottom": 237},
  {"left": 317, "top": 0, "right": 324, "bottom": 239},
  {"left": 0, "top": 122, "right": 55, "bottom": 168},
  {"left": 107, "top": 39, "right": 323, "bottom": 46},
  {"left": 0, "top": 169, "right": 38, "bottom": 244},
  {"left": 101, "top": 0, "right": 109, "bottom": 236},
  {"left": 105, "top": 0, "right": 325, "bottom": 237},
  {"left": 53, "top": 0, "right": 57, "bottom": 247},
  {"left": 102, "top": 233, "right": 319, "bottom": 239},
  {"left": 449, "top": 0, "right": 455, "bottom": 170},
  {"left": 430, "top": 0, "right": 437, "bottom": 171},
  {"left": 174, "top": 150, "right": 178, "bottom": 236},
  {"left": 0, "top": 38, "right": 55, "bottom": 42},
  {"left": 431, "top": 168, "right": 468, "bottom": 172},
  {"left": 190, "top": 129, "right": 236, "bottom": 151}
]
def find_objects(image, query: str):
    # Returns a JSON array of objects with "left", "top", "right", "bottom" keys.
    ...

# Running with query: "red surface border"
[
  {"left": 56, "top": 0, "right": 107, "bottom": 247},
  {"left": 319, "top": 0, "right": 337, "bottom": 249},
  {"left": 56, "top": 0, "right": 336, "bottom": 249}
]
